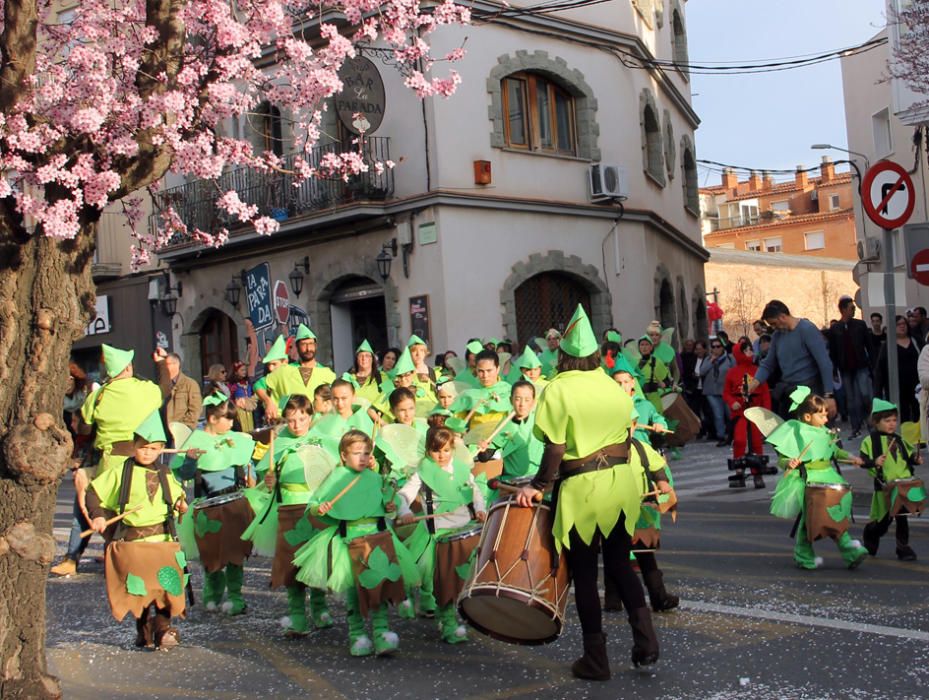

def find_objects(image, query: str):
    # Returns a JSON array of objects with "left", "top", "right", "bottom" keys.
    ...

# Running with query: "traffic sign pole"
[{"left": 862, "top": 161, "right": 915, "bottom": 411}]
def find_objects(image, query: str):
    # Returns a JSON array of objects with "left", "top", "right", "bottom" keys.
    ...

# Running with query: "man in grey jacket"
[
  {"left": 747, "top": 300, "right": 836, "bottom": 419},
  {"left": 700, "top": 338, "right": 735, "bottom": 445}
]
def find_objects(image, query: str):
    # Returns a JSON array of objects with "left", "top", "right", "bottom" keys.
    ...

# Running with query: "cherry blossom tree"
[
  {"left": 0, "top": 1, "right": 467, "bottom": 695},
  {"left": 888, "top": 0, "right": 929, "bottom": 104}
]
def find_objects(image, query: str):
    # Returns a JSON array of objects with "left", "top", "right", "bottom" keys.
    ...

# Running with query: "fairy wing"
[{"left": 744, "top": 407, "right": 784, "bottom": 438}]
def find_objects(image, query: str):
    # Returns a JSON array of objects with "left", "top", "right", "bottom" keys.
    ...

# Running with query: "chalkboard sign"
[
  {"left": 245, "top": 262, "right": 273, "bottom": 330},
  {"left": 409, "top": 295, "right": 430, "bottom": 348}
]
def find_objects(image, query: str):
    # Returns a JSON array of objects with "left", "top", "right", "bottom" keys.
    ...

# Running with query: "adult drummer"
[{"left": 517, "top": 305, "right": 668, "bottom": 680}]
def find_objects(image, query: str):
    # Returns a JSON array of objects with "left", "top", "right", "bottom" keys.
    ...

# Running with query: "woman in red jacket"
[{"left": 723, "top": 339, "right": 771, "bottom": 488}]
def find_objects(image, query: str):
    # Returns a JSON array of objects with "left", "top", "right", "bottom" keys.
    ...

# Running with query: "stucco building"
[{"left": 145, "top": 1, "right": 708, "bottom": 378}]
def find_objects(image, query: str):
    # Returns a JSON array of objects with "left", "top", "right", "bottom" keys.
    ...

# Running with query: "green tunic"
[
  {"left": 90, "top": 460, "right": 185, "bottom": 542},
  {"left": 351, "top": 373, "right": 385, "bottom": 404},
  {"left": 81, "top": 378, "right": 163, "bottom": 474},
  {"left": 631, "top": 395, "right": 668, "bottom": 445},
  {"left": 860, "top": 432, "right": 924, "bottom": 521},
  {"left": 636, "top": 355, "right": 670, "bottom": 412},
  {"left": 490, "top": 413, "right": 544, "bottom": 479},
  {"left": 264, "top": 363, "right": 337, "bottom": 405},
  {"left": 450, "top": 381, "right": 512, "bottom": 428},
  {"left": 533, "top": 368, "right": 639, "bottom": 550}
]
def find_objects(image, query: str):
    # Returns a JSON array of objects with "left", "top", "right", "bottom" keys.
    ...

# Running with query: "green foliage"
[
  {"left": 175, "top": 550, "right": 187, "bottom": 570},
  {"left": 283, "top": 515, "right": 316, "bottom": 547}
]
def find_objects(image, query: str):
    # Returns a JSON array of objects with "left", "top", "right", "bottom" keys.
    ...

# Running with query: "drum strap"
[
  {"left": 867, "top": 432, "right": 913, "bottom": 485},
  {"left": 423, "top": 486, "right": 436, "bottom": 535}
]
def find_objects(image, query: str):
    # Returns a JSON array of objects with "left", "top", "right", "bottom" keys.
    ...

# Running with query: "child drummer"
[
  {"left": 858, "top": 398, "right": 924, "bottom": 560},
  {"left": 294, "top": 430, "right": 416, "bottom": 657},
  {"left": 86, "top": 412, "right": 188, "bottom": 649},
  {"left": 396, "top": 426, "right": 487, "bottom": 643},
  {"left": 766, "top": 387, "right": 868, "bottom": 570},
  {"left": 171, "top": 392, "right": 256, "bottom": 614}
]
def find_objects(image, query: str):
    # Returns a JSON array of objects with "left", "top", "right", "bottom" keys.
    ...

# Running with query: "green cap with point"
[
  {"left": 134, "top": 411, "right": 167, "bottom": 444},
  {"left": 102, "top": 344, "right": 134, "bottom": 378},
  {"left": 559, "top": 305, "right": 598, "bottom": 358},
  {"left": 262, "top": 335, "right": 288, "bottom": 364}
]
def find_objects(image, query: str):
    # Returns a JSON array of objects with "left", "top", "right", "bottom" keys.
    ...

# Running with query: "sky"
[{"left": 687, "top": 0, "right": 888, "bottom": 187}]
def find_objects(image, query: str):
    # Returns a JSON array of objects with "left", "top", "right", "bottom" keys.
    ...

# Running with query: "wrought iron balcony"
[{"left": 150, "top": 137, "right": 393, "bottom": 244}]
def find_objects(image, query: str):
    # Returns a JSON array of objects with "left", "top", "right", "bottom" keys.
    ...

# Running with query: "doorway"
[
  {"left": 330, "top": 276, "right": 388, "bottom": 373},
  {"left": 199, "top": 309, "right": 239, "bottom": 378},
  {"left": 514, "top": 272, "right": 591, "bottom": 349}
]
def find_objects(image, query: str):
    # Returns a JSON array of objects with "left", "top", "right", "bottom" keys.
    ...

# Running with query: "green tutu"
[
  {"left": 241, "top": 487, "right": 278, "bottom": 557},
  {"left": 770, "top": 469, "right": 804, "bottom": 519}
]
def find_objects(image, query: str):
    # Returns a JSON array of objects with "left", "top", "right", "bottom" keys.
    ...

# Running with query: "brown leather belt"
[
  {"left": 121, "top": 523, "right": 168, "bottom": 541},
  {"left": 560, "top": 443, "right": 629, "bottom": 479}
]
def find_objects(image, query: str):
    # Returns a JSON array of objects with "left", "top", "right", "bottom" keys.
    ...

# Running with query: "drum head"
[
  {"left": 297, "top": 445, "right": 337, "bottom": 493},
  {"left": 460, "top": 594, "right": 560, "bottom": 645}
]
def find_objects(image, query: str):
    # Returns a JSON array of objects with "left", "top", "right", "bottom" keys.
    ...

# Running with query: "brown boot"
[
  {"left": 642, "top": 570, "right": 679, "bottom": 613},
  {"left": 603, "top": 574, "right": 623, "bottom": 612},
  {"left": 135, "top": 608, "right": 155, "bottom": 649},
  {"left": 628, "top": 607, "right": 659, "bottom": 668},
  {"left": 50, "top": 558, "right": 77, "bottom": 577},
  {"left": 571, "top": 632, "right": 611, "bottom": 681}
]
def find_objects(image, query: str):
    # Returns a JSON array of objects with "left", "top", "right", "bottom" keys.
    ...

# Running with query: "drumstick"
[
  {"left": 160, "top": 447, "right": 206, "bottom": 456},
  {"left": 483, "top": 411, "right": 516, "bottom": 446},
  {"left": 640, "top": 424, "right": 672, "bottom": 434},
  {"left": 487, "top": 478, "right": 543, "bottom": 502},
  {"left": 79, "top": 505, "right": 143, "bottom": 538},
  {"left": 786, "top": 440, "right": 815, "bottom": 472},
  {"left": 462, "top": 397, "right": 488, "bottom": 426},
  {"left": 325, "top": 474, "right": 362, "bottom": 509}
]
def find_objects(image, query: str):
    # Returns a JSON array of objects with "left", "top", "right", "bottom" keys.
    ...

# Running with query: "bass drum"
[
  {"left": 458, "top": 497, "right": 569, "bottom": 645},
  {"left": 660, "top": 393, "right": 701, "bottom": 447}
]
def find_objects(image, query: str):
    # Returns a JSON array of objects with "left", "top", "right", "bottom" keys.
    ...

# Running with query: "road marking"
[{"left": 683, "top": 600, "right": 929, "bottom": 642}]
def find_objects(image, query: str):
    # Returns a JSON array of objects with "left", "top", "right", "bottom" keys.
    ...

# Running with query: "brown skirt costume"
[
  {"left": 271, "top": 505, "right": 328, "bottom": 588},
  {"left": 105, "top": 540, "right": 187, "bottom": 621},
  {"left": 348, "top": 530, "right": 407, "bottom": 617},
  {"left": 193, "top": 494, "right": 254, "bottom": 573}
]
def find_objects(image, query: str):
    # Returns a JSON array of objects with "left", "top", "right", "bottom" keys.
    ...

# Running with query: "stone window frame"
[
  {"left": 632, "top": 0, "right": 655, "bottom": 29},
  {"left": 488, "top": 50, "right": 601, "bottom": 162},
  {"left": 676, "top": 275, "right": 690, "bottom": 341},
  {"left": 680, "top": 133, "right": 699, "bottom": 216},
  {"left": 640, "top": 88, "right": 665, "bottom": 187},
  {"left": 670, "top": 0, "right": 689, "bottom": 81},
  {"left": 500, "top": 251, "right": 612, "bottom": 342},
  {"left": 663, "top": 109, "right": 676, "bottom": 180}
]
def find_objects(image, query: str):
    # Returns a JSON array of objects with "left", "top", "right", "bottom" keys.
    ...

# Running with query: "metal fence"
[{"left": 149, "top": 137, "right": 393, "bottom": 242}]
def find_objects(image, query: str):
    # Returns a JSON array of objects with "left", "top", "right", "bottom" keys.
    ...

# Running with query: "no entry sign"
[
  {"left": 911, "top": 249, "right": 929, "bottom": 286},
  {"left": 862, "top": 160, "right": 916, "bottom": 229}
]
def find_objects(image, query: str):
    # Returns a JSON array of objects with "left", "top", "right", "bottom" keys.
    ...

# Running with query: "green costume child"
[
  {"left": 86, "top": 411, "right": 188, "bottom": 649},
  {"left": 767, "top": 387, "right": 868, "bottom": 570},
  {"left": 346, "top": 339, "right": 386, "bottom": 404},
  {"left": 294, "top": 434, "right": 418, "bottom": 657},
  {"left": 397, "top": 432, "right": 486, "bottom": 644},
  {"left": 241, "top": 402, "right": 333, "bottom": 636},
  {"left": 858, "top": 398, "right": 924, "bottom": 560},
  {"left": 171, "top": 393, "right": 256, "bottom": 614},
  {"left": 635, "top": 336, "right": 671, "bottom": 413}
]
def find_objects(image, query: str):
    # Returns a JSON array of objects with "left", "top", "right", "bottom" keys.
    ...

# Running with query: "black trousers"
[
  {"left": 867, "top": 513, "right": 909, "bottom": 547},
  {"left": 564, "top": 516, "right": 646, "bottom": 635}
]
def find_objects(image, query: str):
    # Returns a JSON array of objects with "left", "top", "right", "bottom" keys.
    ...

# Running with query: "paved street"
[{"left": 47, "top": 437, "right": 929, "bottom": 699}]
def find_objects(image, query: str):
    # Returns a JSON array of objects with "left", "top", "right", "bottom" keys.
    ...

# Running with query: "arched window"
[
  {"left": 680, "top": 134, "right": 699, "bottom": 215},
  {"left": 671, "top": 2, "right": 689, "bottom": 77},
  {"left": 514, "top": 271, "right": 591, "bottom": 347},
  {"left": 502, "top": 72, "right": 577, "bottom": 156},
  {"left": 640, "top": 89, "right": 665, "bottom": 186}
]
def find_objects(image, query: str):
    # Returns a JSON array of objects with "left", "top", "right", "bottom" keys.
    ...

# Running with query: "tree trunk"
[{"left": 0, "top": 224, "right": 96, "bottom": 699}]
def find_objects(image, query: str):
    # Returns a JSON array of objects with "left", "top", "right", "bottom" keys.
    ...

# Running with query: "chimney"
[
  {"left": 721, "top": 168, "right": 738, "bottom": 191},
  {"left": 749, "top": 170, "right": 762, "bottom": 191},
  {"left": 795, "top": 165, "right": 808, "bottom": 189},
  {"left": 763, "top": 171, "right": 775, "bottom": 190},
  {"left": 820, "top": 156, "right": 835, "bottom": 182}
]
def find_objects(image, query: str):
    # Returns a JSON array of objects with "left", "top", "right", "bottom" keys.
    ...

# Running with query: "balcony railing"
[{"left": 150, "top": 137, "right": 393, "bottom": 242}]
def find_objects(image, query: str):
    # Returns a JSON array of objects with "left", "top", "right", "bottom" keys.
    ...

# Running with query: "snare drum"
[
  {"left": 348, "top": 530, "right": 407, "bottom": 617},
  {"left": 804, "top": 482, "right": 851, "bottom": 542},
  {"left": 884, "top": 478, "right": 926, "bottom": 517},
  {"left": 192, "top": 491, "right": 254, "bottom": 573},
  {"left": 434, "top": 524, "right": 482, "bottom": 608},
  {"left": 458, "top": 498, "right": 570, "bottom": 645}
]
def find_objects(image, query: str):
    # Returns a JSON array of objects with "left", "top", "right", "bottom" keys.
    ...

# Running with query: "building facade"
[
  {"left": 151, "top": 1, "right": 707, "bottom": 378},
  {"left": 841, "top": 21, "right": 929, "bottom": 316},
  {"left": 700, "top": 160, "right": 858, "bottom": 261}
]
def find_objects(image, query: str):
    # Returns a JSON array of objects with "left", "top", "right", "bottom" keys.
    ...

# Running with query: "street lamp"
[
  {"left": 811, "top": 143, "right": 870, "bottom": 170},
  {"left": 159, "top": 272, "right": 182, "bottom": 316},
  {"left": 289, "top": 256, "right": 310, "bottom": 296}
]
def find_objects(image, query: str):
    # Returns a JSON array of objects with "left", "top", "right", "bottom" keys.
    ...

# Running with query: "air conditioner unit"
[
  {"left": 588, "top": 164, "right": 629, "bottom": 202},
  {"left": 857, "top": 237, "right": 881, "bottom": 262}
]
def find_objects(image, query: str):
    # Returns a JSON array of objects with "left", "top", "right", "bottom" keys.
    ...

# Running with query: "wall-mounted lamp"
[
  {"left": 376, "top": 239, "right": 397, "bottom": 281},
  {"left": 159, "top": 272, "right": 182, "bottom": 316},
  {"left": 225, "top": 277, "right": 242, "bottom": 308},
  {"left": 289, "top": 255, "right": 310, "bottom": 296}
]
